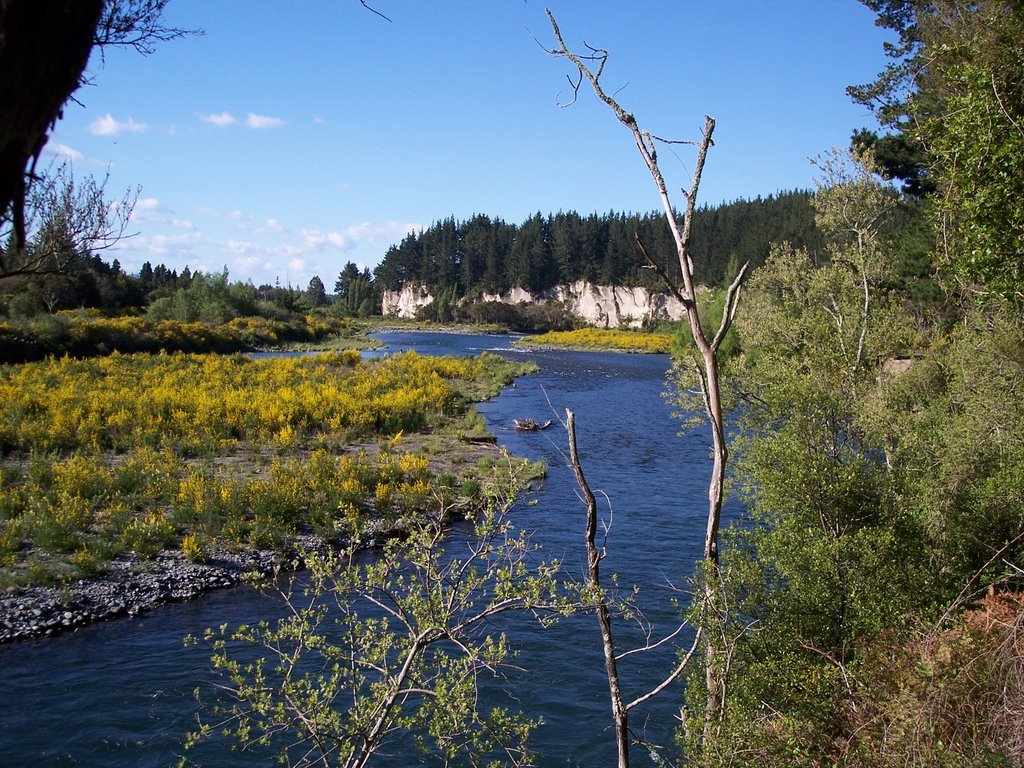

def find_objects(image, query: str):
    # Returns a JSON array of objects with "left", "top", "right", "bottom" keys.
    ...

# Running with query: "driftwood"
[{"left": 513, "top": 418, "right": 553, "bottom": 432}]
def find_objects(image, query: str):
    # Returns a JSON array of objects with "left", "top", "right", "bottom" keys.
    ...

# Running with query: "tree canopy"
[
  {"left": 373, "top": 193, "right": 823, "bottom": 297},
  {"left": 850, "top": 0, "right": 1024, "bottom": 304}
]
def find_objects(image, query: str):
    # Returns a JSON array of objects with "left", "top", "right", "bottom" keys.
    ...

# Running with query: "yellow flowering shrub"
[
  {"left": 0, "top": 349, "right": 535, "bottom": 585},
  {"left": 174, "top": 470, "right": 245, "bottom": 536},
  {"left": 0, "top": 352, "right": 470, "bottom": 454},
  {"left": 181, "top": 533, "right": 206, "bottom": 563},
  {"left": 0, "top": 520, "right": 21, "bottom": 566},
  {"left": 122, "top": 511, "right": 176, "bottom": 557},
  {"left": 518, "top": 328, "right": 672, "bottom": 353},
  {"left": 52, "top": 454, "right": 111, "bottom": 500}
]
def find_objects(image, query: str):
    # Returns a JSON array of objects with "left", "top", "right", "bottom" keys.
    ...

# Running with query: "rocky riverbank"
[{"left": 0, "top": 536, "right": 336, "bottom": 643}]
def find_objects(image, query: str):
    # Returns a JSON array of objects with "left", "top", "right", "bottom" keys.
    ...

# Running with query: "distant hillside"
[{"left": 373, "top": 191, "right": 823, "bottom": 296}]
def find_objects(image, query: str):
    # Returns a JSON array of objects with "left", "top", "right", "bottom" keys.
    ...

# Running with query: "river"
[{"left": 0, "top": 331, "right": 736, "bottom": 766}]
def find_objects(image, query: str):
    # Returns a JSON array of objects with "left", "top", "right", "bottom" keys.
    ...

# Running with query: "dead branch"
[
  {"left": 616, "top": 621, "right": 688, "bottom": 662},
  {"left": 566, "top": 408, "right": 630, "bottom": 768},
  {"left": 635, "top": 234, "right": 691, "bottom": 309},
  {"left": 625, "top": 628, "right": 702, "bottom": 712},
  {"left": 547, "top": 6, "right": 751, "bottom": 744},
  {"left": 357, "top": 0, "right": 392, "bottom": 23}
]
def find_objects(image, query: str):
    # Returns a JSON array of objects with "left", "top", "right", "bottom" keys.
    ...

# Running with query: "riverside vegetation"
[
  {"left": 0, "top": 296, "right": 377, "bottom": 364},
  {"left": 2, "top": 1, "right": 1022, "bottom": 764},
  {"left": 515, "top": 286, "right": 744, "bottom": 356},
  {"left": 516, "top": 327, "right": 673, "bottom": 354},
  {"left": 0, "top": 349, "right": 541, "bottom": 592}
]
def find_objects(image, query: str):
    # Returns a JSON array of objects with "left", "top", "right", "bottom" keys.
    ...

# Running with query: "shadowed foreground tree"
[
  {"left": 0, "top": 0, "right": 104, "bottom": 256},
  {"left": 0, "top": 0, "right": 195, "bottom": 266}
]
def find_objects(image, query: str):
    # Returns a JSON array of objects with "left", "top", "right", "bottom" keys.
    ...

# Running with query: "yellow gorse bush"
[
  {"left": 2, "top": 441, "right": 454, "bottom": 563},
  {"left": 0, "top": 312, "right": 356, "bottom": 362},
  {"left": 0, "top": 350, "right": 531, "bottom": 585},
  {"left": 0, "top": 351, "right": 486, "bottom": 455},
  {"left": 519, "top": 328, "right": 672, "bottom": 354}
]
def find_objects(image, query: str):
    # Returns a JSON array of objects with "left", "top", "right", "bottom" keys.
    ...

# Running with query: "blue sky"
[{"left": 47, "top": 0, "right": 892, "bottom": 289}]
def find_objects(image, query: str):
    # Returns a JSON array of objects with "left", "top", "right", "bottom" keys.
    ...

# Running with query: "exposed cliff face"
[
  {"left": 556, "top": 282, "right": 688, "bottom": 328},
  {"left": 381, "top": 284, "right": 435, "bottom": 318},
  {"left": 381, "top": 281, "right": 688, "bottom": 328}
]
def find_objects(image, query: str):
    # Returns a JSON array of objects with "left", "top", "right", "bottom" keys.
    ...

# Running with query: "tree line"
[
  {"left": 2, "top": 1, "right": 1022, "bottom": 765},
  {"left": 4, "top": 186, "right": 836, "bottom": 328},
  {"left": 373, "top": 193, "right": 825, "bottom": 297}
]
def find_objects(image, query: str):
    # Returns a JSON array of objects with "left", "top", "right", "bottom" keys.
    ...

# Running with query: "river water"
[{"left": 0, "top": 331, "right": 735, "bottom": 766}]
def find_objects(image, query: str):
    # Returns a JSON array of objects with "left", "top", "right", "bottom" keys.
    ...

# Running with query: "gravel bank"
[{"left": 0, "top": 536, "right": 336, "bottom": 643}]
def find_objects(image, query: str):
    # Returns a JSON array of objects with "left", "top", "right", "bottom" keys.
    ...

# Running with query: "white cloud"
[
  {"left": 124, "top": 231, "right": 203, "bottom": 260},
  {"left": 246, "top": 112, "right": 286, "bottom": 129},
  {"left": 114, "top": 211, "right": 418, "bottom": 287},
  {"left": 132, "top": 199, "right": 194, "bottom": 230},
  {"left": 196, "top": 206, "right": 254, "bottom": 222},
  {"left": 132, "top": 197, "right": 171, "bottom": 223},
  {"left": 200, "top": 112, "right": 237, "bottom": 127},
  {"left": 43, "top": 142, "right": 108, "bottom": 166},
  {"left": 89, "top": 113, "right": 148, "bottom": 136},
  {"left": 297, "top": 221, "right": 419, "bottom": 253},
  {"left": 45, "top": 143, "right": 86, "bottom": 163},
  {"left": 198, "top": 112, "right": 285, "bottom": 130},
  {"left": 135, "top": 197, "right": 163, "bottom": 212},
  {"left": 300, "top": 228, "right": 351, "bottom": 250},
  {"left": 225, "top": 239, "right": 260, "bottom": 255},
  {"left": 259, "top": 218, "right": 285, "bottom": 234}
]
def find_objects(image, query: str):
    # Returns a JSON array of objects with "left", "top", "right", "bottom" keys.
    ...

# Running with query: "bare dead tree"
[
  {"left": 567, "top": 408, "right": 630, "bottom": 767},
  {"left": 546, "top": 9, "right": 749, "bottom": 742},
  {"left": 566, "top": 409, "right": 704, "bottom": 768}
]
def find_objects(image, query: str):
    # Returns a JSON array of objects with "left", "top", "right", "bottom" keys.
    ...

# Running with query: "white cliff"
[
  {"left": 382, "top": 281, "right": 689, "bottom": 328},
  {"left": 381, "top": 284, "right": 435, "bottom": 317}
]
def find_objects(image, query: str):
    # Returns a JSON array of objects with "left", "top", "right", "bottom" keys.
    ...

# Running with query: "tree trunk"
[
  {"left": 0, "top": 0, "right": 105, "bottom": 248},
  {"left": 546, "top": 10, "right": 750, "bottom": 743},
  {"left": 567, "top": 409, "right": 630, "bottom": 768}
]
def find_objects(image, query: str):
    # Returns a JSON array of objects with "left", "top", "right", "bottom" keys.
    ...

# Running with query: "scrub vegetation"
[
  {"left": 0, "top": 350, "right": 540, "bottom": 588},
  {"left": 517, "top": 327, "right": 673, "bottom": 354},
  {"left": 3, "top": 1, "right": 1023, "bottom": 766}
]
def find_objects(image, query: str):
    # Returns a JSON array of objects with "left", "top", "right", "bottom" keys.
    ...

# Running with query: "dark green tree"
[
  {"left": 853, "top": 0, "right": 1024, "bottom": 305},
  {"left": 920, "top": 1, "right": 1024, "bottom": 303},
  {"left": 306, "top": 275, "right": 327, "bottom": 307},
  {"left": 334, "top": 261, "right": 361, "bottom": 298}
]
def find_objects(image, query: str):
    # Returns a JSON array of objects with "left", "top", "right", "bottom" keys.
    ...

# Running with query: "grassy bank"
[{"left": 0, "top": 350, "right": 541, "bottom": 588}]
